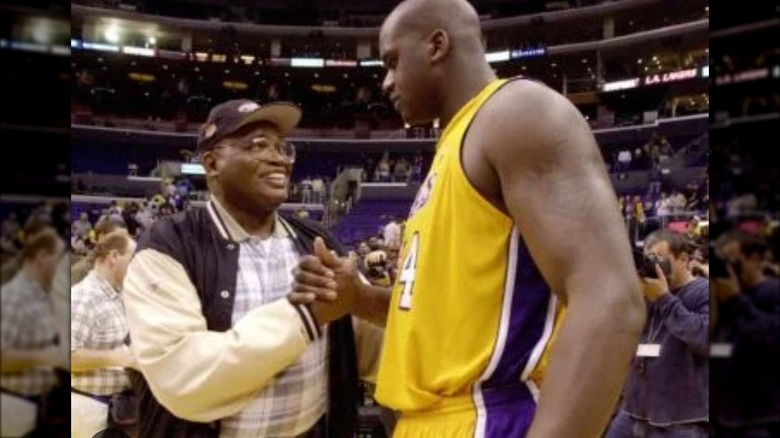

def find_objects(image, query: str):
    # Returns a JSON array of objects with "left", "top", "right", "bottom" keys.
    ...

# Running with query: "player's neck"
[{"left": 439, "top": 64, "right": 497, "bottom": 128}]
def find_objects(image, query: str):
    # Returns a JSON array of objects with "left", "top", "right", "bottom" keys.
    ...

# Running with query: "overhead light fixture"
[
  {"left": 104, "top": 26, "right": 120, "bottom": 44},
  {"left": 637, "top": 59, "right": 642, "bottom": 64},
  {"left": 147, "top": 36, "right": 156, "bottom": 45},
  {"left": 582, "top": 59, "right": 588, "bottom": 63},
  {"left": 551, "top": 62, "right": 557, "bottom": 67}
]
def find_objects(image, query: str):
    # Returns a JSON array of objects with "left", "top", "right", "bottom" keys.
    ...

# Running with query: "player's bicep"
[
  {"left": 500, "top": 163, "right": 627, "bottom": 296},
  {"left": 478, "top": 81, "right": 634, "bottom": 298}
]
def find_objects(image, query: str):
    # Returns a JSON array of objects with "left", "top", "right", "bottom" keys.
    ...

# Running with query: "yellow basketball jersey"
[{"left": 375, "top": 78, "right": 565, "bottom": 436}]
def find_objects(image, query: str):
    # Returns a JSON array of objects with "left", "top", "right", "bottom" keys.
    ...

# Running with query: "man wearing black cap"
[{"left": 122, "top": 100, "right": 383, "bottom": 438}]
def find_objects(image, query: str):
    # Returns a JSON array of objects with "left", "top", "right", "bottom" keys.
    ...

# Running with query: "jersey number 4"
[{"left": 398, "top": 232, "right": 420, "bottom": 310}]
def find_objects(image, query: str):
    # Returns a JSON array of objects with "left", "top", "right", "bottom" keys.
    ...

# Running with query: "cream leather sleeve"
[{"left": 123, "top": 249, "right": 321, "bottom": 422}]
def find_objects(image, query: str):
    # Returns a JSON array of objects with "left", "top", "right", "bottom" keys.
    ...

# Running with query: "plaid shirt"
[
  {"left": 70, "top": 271, "right": 131, "bottom": 396},
  {"left": 0, "top": 270, "right": 59, "bottom": 396},
  {"left": 214, "top": 199, "right": 328, "bottom": 438}
]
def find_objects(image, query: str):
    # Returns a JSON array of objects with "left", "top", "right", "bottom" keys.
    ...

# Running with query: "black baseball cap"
[{"left": 197, "top": 99, "right": 302, "bottom": 152}]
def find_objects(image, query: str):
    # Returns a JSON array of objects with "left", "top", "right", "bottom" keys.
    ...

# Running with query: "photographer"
[
  {"left": 711, "top": 231, "right": 779, "bottom": 436},
  {"left": 606, "top": 230, "right": 709, "bottom": 437}
]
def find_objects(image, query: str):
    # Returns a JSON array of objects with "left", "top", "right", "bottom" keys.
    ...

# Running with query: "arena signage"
[
  {"left": 643, "top": 68, "right": 698, "bottom": 85},
  {"left": 291, "top": 58, "right": 325, "bottom": 68},
  {"left": 325, "top": 59, "right": 358, "bottom": 67},
  {"left": 359, "top": 59, "right": 383, "bottom": 67},
  {"left": 510, "top": 47, "right": 547, "bottom": 59},
  {"left": 602, "top": 78, "right": 639, "bottom": 92}
]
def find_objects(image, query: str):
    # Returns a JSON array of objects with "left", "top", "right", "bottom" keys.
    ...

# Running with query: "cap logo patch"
[
  {"left": 203, "top": 123, "right": 217, "bottom": 139},
  {"left": 238, "top": 102, "right": 260, "bottom": 113}
]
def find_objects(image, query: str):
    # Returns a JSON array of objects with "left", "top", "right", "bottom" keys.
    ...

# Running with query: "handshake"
[{"left": 290, "top": 237, "right": 365, "bottom": 326}]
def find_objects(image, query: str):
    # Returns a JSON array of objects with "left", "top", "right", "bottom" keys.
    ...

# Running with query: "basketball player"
[{"left": 292, "top": 0, "right": 646, "bottom": 435}]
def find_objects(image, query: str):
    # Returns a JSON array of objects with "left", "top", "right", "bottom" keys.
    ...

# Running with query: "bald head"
[
  {"left": 381, "top": 0, "right": 483, "bottom": 49},
  {"left": 379, "top": 0, "right": 495, "bottom": 126}
]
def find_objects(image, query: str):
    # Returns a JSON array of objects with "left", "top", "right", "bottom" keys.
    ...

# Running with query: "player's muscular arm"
[{"left": 471, "top": 81, "right": 646, "bottom": 437}]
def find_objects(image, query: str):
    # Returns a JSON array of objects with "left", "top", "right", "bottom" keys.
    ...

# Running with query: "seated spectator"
[
  {"left": 2, "top": 213, "right": 20, "bottom": 240},
  {"left": 70, "top": 230, "right": 140, "bottom": 437},
  {"left": 71, "top": 218, "right": 128, "bottom": 287},
  {"left": 377, "top": 159, "right": 391, "bottom": 182},
  {"left": 71, "top": 213, "right": 93, "bottom": 241},
  {"left": 617, "top": 149, "right": 632, "bottom": 171},
  {"left": 383, "top": 218, "right": 402, "bottom": 251},
  {"left": 1, "top": 219, "right": 56, "bottom": 285},
  {"left": 312, "top": 177, "right": 325, "bottom": 203},
  {"left": 1, "top": 229, "right": 69, "bottom": 437}
]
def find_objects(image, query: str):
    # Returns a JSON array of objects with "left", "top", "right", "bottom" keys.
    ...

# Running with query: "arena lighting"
[
  {"left": 51, "top": 45, "right": 70, "bottom": 56},
  {"left": 10, "top": 41, "right": 47, "bottom": 53},
  {"left": 643, "top": 68, "right": 698, "bottom": 85},
  {"left": 122, "top": 46, "right": 155, "bottom": 57},
  {"left": 104, "top": 26, "right": 121, "bottom": 44},
  {"left": 82, "top": 42, "right": 120, "bottom": 52},
  {"left": 291, "top": 58, "right": 325, "bottom": 68},
  {"left": 194, "top": 52, "right": 209, "bottom": 62},
  {"left": 772, "top": 65, "right": 780, "bottom": 78},
  {"left": 147, "top": 36, "right": 156, "bottom": 45},
  {"left": 602, "top": 78, "right": 639, "bottom": 92},
  {"left": 71, "top": 39, "right": 82, "bottom": 49},
  {"left": 240, "top": 55, "right": 255, "bottom": 65},
  {"left": 485, "top": 50, "right": 510, "bottom": 63},
  {"left": 509, "top": 47, "right": 547, "bottom": 59},
  {"left": 701, "top": 65, "right": 709, "bottom": 78},
  {"left": 325, "top": 59, "right": 358, "bottom": 67},
  {"left": 359, "top": 59, "right": 383, "bottom": 67}
]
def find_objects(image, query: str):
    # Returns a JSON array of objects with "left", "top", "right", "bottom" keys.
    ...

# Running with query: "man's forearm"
[
  {"left": 71, "top": 348, "right": 128, "bottom": 372},
  {"left": 527, "top": 286, "right": 645, "bottom": 437},
  {"left": 354, "top": 284, "right": 392, "bottom": 327}
]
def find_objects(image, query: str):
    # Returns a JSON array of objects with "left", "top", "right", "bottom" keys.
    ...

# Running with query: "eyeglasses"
[{"left": 218, "top": 137, "right": 296, "bottom": 163}]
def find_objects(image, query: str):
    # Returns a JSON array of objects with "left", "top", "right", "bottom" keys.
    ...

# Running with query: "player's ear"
[{"left": 427, "top": 29, "right": 450, "bottom": 63}]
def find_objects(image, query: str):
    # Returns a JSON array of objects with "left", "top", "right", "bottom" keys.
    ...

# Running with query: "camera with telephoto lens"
[{"left": 633, "top": 250, "right": 672, "bottom": 279}]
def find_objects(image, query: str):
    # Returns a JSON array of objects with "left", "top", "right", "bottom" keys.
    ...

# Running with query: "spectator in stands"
[
  {"left": 2, "top": 213, "right": 20, "bottom": 240},
  {"left": 71, "top": 237, "right": 88, "bottom": 257},
  {"left": 70, "top": 230, "right": 140, "bottom": 438},
  {"left": 377, "top": 157, "right": 391, "bottom": 182},
  {"left": 383, "top": 217, "right": 402, "bottom": 251},
  {"left": 71, "top": 212, "right": 93, "bottom": 241},
  {"left": 71, "top": 218, "right": 128, "bottom": 286},
  {"left": 712, "top": 231, "right": 779, "bottom": 436},
  {"left": 1, "top": 219, "right": 55, "bottom": 285},
  {"left": 607, "top": 230, "right": 709, "bottom": 437},
  {"left": 672, "top": 190, "right": 688, "bottom": 216},
  {"left": 121, "top": 99, "right": 381, "bottom": 437},
  {"left": 617, "top": 149, "right": 632, "bottom": 171},
  {"left": 295, "top": 209, "right": 310, "bottom": 220},
  {"left": 135, "top": 203, "right": 154, "bottom": 231},
  {"left": 393, "top": 158, "right": 409, "bottom": 182},
  {"left": 301, "top": 175, "right": 314, "bottom": 203},
  {"left": 356, "top": 241, "right": 371, "bottom": 258},
  {"left": 411, "top": 154, "right": 424, "bottom": 182},
  {"left": 656, "top": 192, "right": 672, "bottom": 218},
  {"left": 107, "top": 201, "right": 122, "bottom": 219},
  {"left": 312, "top": 176, "right": 326, "bottom": 203},
  {"left": 1, "top": 229, "right": 69, "bottom": 437}
]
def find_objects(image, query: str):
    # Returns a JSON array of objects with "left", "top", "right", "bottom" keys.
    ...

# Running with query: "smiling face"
[{"left": 202, "top": 121, "right": 293, "bottom": 213}]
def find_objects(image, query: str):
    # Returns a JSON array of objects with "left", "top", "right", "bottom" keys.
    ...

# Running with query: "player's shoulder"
[
  {"left": 471, "top": 78, "right": 581, "bottom": 152},
  {"left": 483, "top": 77, "right": 578, "bottom": 127}
]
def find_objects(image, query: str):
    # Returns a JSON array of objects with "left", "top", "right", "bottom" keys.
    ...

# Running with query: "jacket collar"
[{"left": 207, "top": 196, "right": 295, "bottom": 242}]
